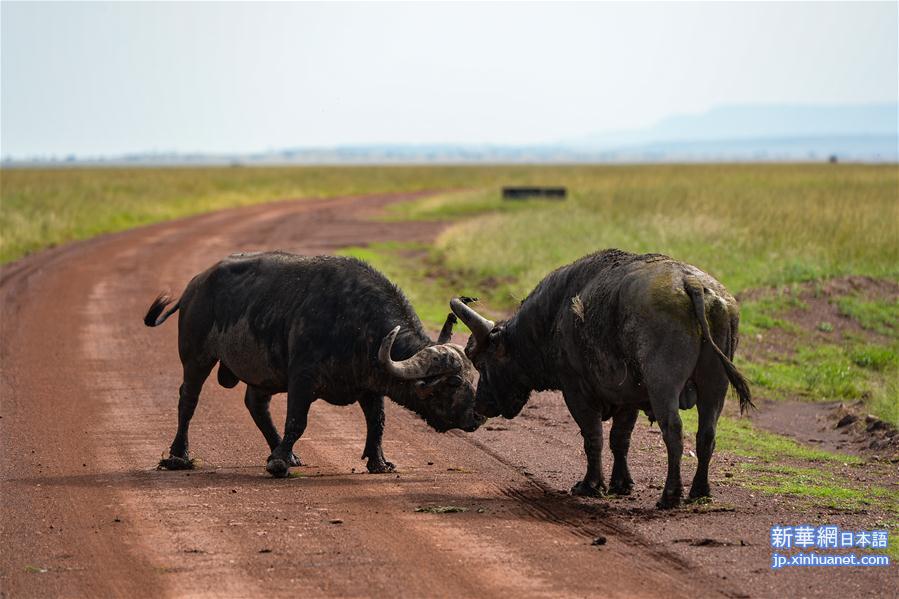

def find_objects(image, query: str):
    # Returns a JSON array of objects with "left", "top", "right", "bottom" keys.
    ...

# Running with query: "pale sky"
[{"left": 2, "top": 1, "right": 897, "bottom": 158}]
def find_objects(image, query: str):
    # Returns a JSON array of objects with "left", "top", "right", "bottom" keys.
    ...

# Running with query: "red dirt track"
[{"left": 1, "top": 193, "right": 894, "bottom": 597}]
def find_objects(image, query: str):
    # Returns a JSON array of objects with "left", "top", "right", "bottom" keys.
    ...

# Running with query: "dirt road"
[{"left": 1, "top": 193, "right": 893, "bottom": 597}]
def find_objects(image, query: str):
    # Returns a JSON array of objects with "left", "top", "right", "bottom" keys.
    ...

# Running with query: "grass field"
[
  {"left": 388, "top": 164, "right": 898, "bottom": 306},
  {"left": 3, "top": 164, "right": 897, "bottom": 424},
  {"left": 0, "top": 165, "right": 504, "bottom": 263}
]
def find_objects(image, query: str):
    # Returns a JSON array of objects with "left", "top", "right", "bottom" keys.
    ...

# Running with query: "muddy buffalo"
[
  {"left": 451, "top": 249, "right": 752, "bottom": 508},
  {"left": 144, "top": 251, "right": 484, "bottom": 478}
]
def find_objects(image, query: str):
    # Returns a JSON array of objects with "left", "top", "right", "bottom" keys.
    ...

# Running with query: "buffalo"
[
  {"left": 451, "top": 249, "right": 752, "bottom": 508},
  {"left": 144, "top": 251, "right": 484, "bottom": 478}
]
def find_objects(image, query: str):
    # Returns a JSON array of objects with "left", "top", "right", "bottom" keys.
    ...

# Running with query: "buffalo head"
[
  {"left": 449, "top": 298, "right": 531, "bottom": 419},
  {"left": 379, "top": 326, "right": 484, "bottom": 432}
]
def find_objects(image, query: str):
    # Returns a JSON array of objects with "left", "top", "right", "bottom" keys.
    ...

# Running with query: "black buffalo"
[
  {"left": 451, "top": 249, "right": 752, "bottom": 508},
  {"left": 144, "top": 251, "right": 484, "bottom": 478}
]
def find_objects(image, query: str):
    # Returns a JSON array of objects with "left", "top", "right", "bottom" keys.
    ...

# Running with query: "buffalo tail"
[
  {"left": 683, "top": 279, "right": 754, "bottom": 414},
  {"left": 144, "top": 293, "right": 180, "bottom": 327}
]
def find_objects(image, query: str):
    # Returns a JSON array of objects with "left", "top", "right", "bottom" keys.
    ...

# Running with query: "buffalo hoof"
[
  {"left": 570, "top": 480, "right": 606, "bottom": 497},
  {"left": 608, "top": 479, "right": 634, "bottom": 496},
  {"left": 688, "top": 486, "right": 711, "bottom": 501},
  {"left": 288, "top": 453, "right": 302, "bottom": 468},
  {"left": 655, "top": 492, "right": 682, "bottom": 510},
  {"left": 366, "top": 459, "right": 396, "bottom": 474},
  {"left": 158, "top": 455, "right": 195, "bottom": 471},
  {"left": 266, "top": 458, "right": 290, "bottom": 478}
]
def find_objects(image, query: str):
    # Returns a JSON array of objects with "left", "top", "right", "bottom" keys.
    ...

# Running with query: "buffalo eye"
[
  {"left": 416, "top": 378, "right": 439, "bottom": 390},
  {"left": 447, "top": 374, "right": 463, "bottom": 387}
]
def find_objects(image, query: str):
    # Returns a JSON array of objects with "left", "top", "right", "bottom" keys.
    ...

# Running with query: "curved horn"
[
  {"left": 450, "top": 298, "right": 495, "bottom": 342},
  {"left": 379, "top": 326, "right": 460, "bottom": 380}
]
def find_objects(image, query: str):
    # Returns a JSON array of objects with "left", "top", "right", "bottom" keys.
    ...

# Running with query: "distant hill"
[
  {"left": 566, "top": 103, "right": 897, "bottom": 161},
  {"left": 4, "top": 103, "right": 896, "bottom": 166},
  {"left": 572, "top": 103, "right": 897, "bottom": 147}
]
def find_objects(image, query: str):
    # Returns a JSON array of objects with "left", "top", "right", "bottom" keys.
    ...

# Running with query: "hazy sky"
[{"left": 2, "top": 1, "right": 896, "bottom": 158}]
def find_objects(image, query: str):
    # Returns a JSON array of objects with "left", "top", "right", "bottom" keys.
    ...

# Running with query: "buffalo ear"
[
  {"left": 488, "top": 327, "right": 507, "bottom": 358},
  {"left": 440, "top": 297, "right": 477, "bottom": 344},
  {"left": 436, "top": 313, "right": 457, "bottom": 344}
]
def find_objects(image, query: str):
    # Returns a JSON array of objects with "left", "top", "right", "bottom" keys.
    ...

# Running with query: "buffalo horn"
[
  {"left": 379, "top": 326, "right": 459, "bottom": 380},
  {"left": 449, "top": 298, "right": 495, "bottom": 342}
]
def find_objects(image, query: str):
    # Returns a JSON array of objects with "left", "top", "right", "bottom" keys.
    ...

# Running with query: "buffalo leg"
[
  {"left": 162, "top": 358, "right": 215, "bottom": 470},
  {"left": 689, "top": 374, "right": 729, "bottom": 500},
  {"left": 608, "top": 407, "right": 638, "bottom": 495},
  {"left": 244, "top": 386, "right": 300, "bottom": 467},
  {"left": 689, "top": 312, "right": 733, "bottom": 500},
  {"left": 562, "top": 390, "right": 606, "bottom": 496},
  {"left": 266, "top": 378, "right": 313, "bottom": 478},
  {"left": 646, "top": 385, "right": 683, "bottom": 509},
  {"left": 359, "top": 394, "right": 395, "bottom": 473}
]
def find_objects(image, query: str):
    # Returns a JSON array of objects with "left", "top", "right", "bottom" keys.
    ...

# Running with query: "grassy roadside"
[
  {"left": 0, "top": 165, "right": 533, "bottom": 264},
  {"left": 736, "top": 282, "right": 899, "bottom": 425}
]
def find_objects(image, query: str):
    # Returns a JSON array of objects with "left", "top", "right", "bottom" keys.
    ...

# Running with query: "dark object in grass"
[
  {"left": 836, "top": 413, "right": 857, "bottom": 428},
  {"left": 502, "top": 186, "right": 567, "bottom": 200},
  {"left": 866, "top": 418, "right": 888, "bottom": 432},
  {"left": 591, "top": 536, "right": 607, "bottom": 546}
]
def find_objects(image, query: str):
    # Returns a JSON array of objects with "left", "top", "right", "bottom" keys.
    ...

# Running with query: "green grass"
[
  {"left": 849, "top": 345, "right": 898, "bottom": 372},
  {"left": 740, "top": 292, "right": 806, "bottom": 335},
  {"left": 742, "top": 346, "right": 865, "bottom": 401},
  {"left": 738, "top": 464, "right": 893, "bottom": 512},
  {"left": 870, "top": 376, "right": 899, "bottom": 426},
  {"left": 835, "top": 295, "right": 899, "bottom": 336},
  {"left": 386, "top": 189, "right": 509, "bottom": 220}
]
